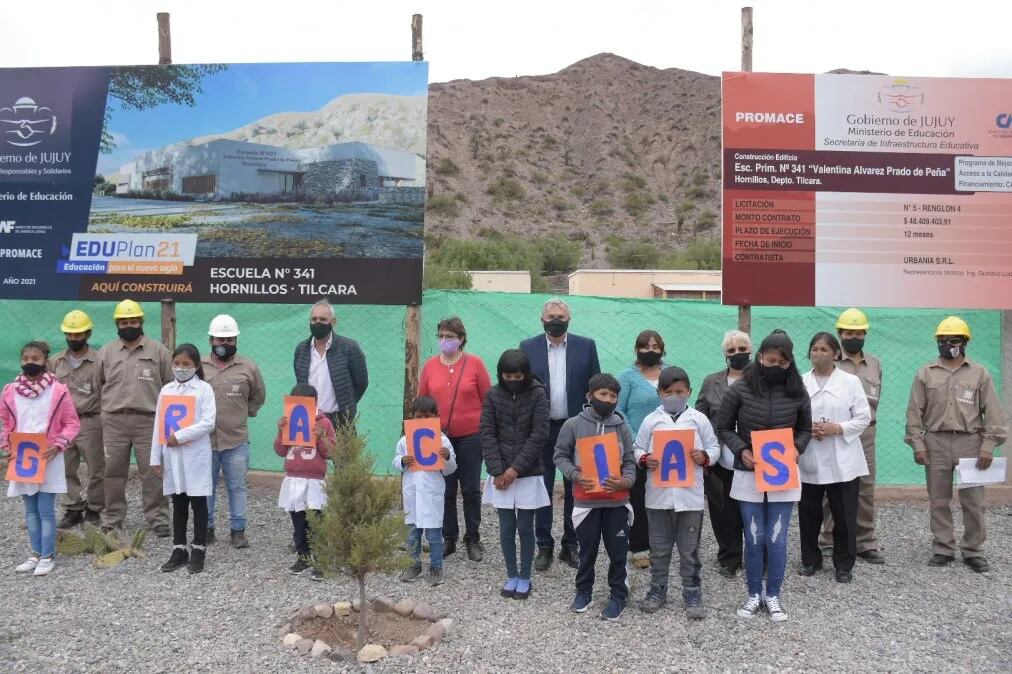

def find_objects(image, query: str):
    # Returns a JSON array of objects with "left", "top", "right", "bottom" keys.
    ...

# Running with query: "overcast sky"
[{"left": 0, "top": 0, "right": 1009, "bottom": 82}]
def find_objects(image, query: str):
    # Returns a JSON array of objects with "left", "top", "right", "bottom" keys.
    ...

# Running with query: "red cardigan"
[{"left": 418, "top": 353, "right": 491, "bottom": 438}]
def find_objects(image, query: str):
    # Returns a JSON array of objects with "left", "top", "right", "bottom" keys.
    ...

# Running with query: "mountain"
[{"left": 424, "top": 53, "right": 722, "bottom": 268}]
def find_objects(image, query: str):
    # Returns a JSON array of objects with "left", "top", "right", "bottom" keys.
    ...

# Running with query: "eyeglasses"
[
  {"left": 725, "top": 346, "right": 750, "bottom": 355},
  {"left": 437, "top": 333, "right": 459, "bottom": 340}
]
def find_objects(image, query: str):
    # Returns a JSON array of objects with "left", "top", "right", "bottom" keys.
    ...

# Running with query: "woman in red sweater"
[{"left": 418, "top": 316, "right": 492, "bottom": 561}]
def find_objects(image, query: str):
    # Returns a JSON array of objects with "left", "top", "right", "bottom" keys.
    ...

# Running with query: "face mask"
[
  {"left": 543, "top": 318, "right": 569, "bottom": 338},
  {"left": 938, "top": 342, "right": 964, "bottom": 360},
  {"left": 662, "top": 395, "right": 688, "bottom": 415},
  {"left": 66, "top": 338, "right": 88, "bottom": 353},
  {"left": 502, "top": 379, "right": 524, "bottom": 394},
  {"left": 310, "top": 322, "right": 333, "bottom": 340},
  {"left": 212, "top": 344, "right": 237, "bottom": 360},
  {"left": 760, "top": 364, "right": 789, "bottom": 385},
  {"left": 841, "top": 338, "right": 865, "bottom": 354},
  {"left": 173, "top": 367, "right": 197, "bottom": 383},
  {"left": 590, "top": 397, "right": 616, "bottom": 419},
  {"left": 118, "top": 326, "right": 143, "bottom": 342},
  {"left": 636, "top": 350, "right": 662, "bottom": 367},
  {"left": 21, "top": 362, "right": 45, "bottom": 377},
  {"left": 726, "top": 352, "right": 751, "bottom": 371},
  {"left": 438, "top": 338, "right": 462, "bottom": 355}
]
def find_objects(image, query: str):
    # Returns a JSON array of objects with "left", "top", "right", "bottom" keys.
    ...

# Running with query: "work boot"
[
  {"left": 857, "top": 549, "right": 885, "bottom": 565},
  {"left": 964, "top": 557, "right": 989, "bottom": 573},
  {"left": 638, "top": 586, "right": 667, "bottom": 613},
  {"left": 400, "top": 564, "right": 423, "bottom": 583},
  {"left": 187, "top": 547, "right": 206, "bottom": 574},
  {"left": 58, "top": 510, "right": 84, "bottom": 529},
  {"left": 927, "top": 554, "right": 955, "bottom": 567},
  {"left": 465, "top": 540, "right": 484, "bottom": 562},
  {"left": 533, "top": 546, "right": 553, "bottom": 572},
  {"left": 230, "top": 530, "right": 249, "bottom": 549},
  {"left": 161, "top": 546, "right": 189, "bottom": 573},
  {"left": 84, "top": 510, "right": 101, "bottom": 526},
  {"left": 683, "top": 588, "right": 705, "bottom": 620},
  {"left": 151, "top": 524, "right": 171, "bottom": 538}
]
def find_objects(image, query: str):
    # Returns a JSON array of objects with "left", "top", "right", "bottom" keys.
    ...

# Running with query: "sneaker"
[
  {"left": 429, "top": 567, "right": 444, "bottom": 586},
  {"left": 600, "top": 597, "right": 624, "bottom": 622},
  {"left": 230, "top": 530, "right": 249, "bottom": 549},
  {"left": 764, "top": 595, "right": 788, "bottom": 622},
  {"left": 465, "top": 540, "right": 484, "bottom": 562},
  {"left": 15, "top": 556, "right": 40, "bottom": 573},
  {"left": 569, "top": 591, "right": 592, "bottom": 613},
  {"left": 309, "top": 567, "right": 324, "bottom": 581},
  {"left": 683, "top": 588, "right": 705, "bottom": 620},
  {"left": 187, "top": 547, "right": 206, "bottom": 574},
  {"left": 289, "top": 558, "right": 311, "bottom": 575},
  {"left": 161, "top": 547, "right": 189, "bottom": 573},
  {"left": 501, "top": 577, "right": 519, "bottom": 598},
  {"left": 400, "top": 564, "right": 423, "bottom": 583},
  {"left": 533, "top": 546, "right": 553, "bottom": 572},
  {"left": 561, "top": 544, "right": 580, "bottom": 569},
  {"left": 33, "top": 558, "right": 55, "bottom": 576},
  {"left": 84, "top": 510, "right": 101, "bottom": 526},
  {"left": 630, "top": 550, "right": 651, "bottom": 569},
  {"left": 638, "top": 588, "right": 667, "bottom": 614},
  {"left": 207, "top": 528, "right": 216, "bottom": 545},
  {"left": 58, "top": 510, "right": 84, "bottom": 529},
  {"left": 736, "top": 594, "right": 763, "bottom": 619},
  {"left": 513, "top": 578, "right": 531, "bottom": 600}
]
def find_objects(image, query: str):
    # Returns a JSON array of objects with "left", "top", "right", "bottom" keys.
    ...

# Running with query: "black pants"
[
  {"left": 171, "top": 493, "right": 208, "bottom": 547},
  {"left": 536, "top": 420, "right": 576, "bottom": 550},
  {"left": 704, "top": 463, "right": 744, "bottom": 570},
  {"left": 799, "top": 478, "right": 859, "bottom": 572},
  {"left": 443, "top": 433, "right": 482, "bottom": 543},
  {"left": 628, "top": 466, "right": 650, "bottom": 554},
  {"left": 575, "top": 506, "right": 630, "bottom": 603},
  {"left": 291, "top": 509, "right": 320, "bottom": 558}
]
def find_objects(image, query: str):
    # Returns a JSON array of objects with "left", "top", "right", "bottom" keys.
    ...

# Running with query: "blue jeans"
[
  {"left": 738, "top": 499, "right": 794, "bottom": 598},
  {"left": 407, "top": 525, "right": 443, "bottom": 570},
  {"left": 498, "top": 508, "right": 536, "bottom": 580},
  {"left": 23, "top": 492, "right": 57, "bottom": 558},
  {"left": 208, "top": 442, "right": 249, "bottom": 531}
]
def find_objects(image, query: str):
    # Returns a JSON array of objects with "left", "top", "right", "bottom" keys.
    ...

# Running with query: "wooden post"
[
  {"left": 157, "top": 12, "right": 177, "bottom": 349},
  {"left": 737, "top": 6, "right": 753, "bottom": 335},
  {"left": 403, "top": 14, "right": 424, "bottom": 414}
]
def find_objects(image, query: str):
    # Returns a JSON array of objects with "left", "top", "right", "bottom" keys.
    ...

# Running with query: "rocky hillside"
[{"left": 425, "top": 53, "right": 722, "bottom": 268}]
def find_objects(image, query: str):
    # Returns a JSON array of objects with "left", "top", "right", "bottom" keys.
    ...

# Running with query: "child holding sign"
[
  {"left": 275, "top": 384, "right": 336, "bottom": 581},
  {"left": 553, "top": 373, "right": 636, "bottom": 621},
  {"left": 151, "top": 344, "right": 217, "bottom": 574},
  {"left": 633, "top": 367, "right": 720, "bottom": 619},
  {"left": 715, "top": 330, "right": 812, "bottom": 623},
  {"left": 479, "top": 349, "right": 550, "bottom": 600},
  {"left": 394, "top": 396, "right": 457, "bottom": 586},
  {"left": 0, "top": 341, "right": 80, "bottom": 576}
]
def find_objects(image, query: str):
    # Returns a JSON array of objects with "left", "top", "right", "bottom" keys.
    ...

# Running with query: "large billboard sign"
[
  {"left": 722, "top": 72, "right": 1012, "bottom": 309},
  {"left": 0, "top": 62, "right": 428, "bottom": 304}
]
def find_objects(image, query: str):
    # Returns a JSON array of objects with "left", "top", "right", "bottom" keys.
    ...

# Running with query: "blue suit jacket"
[{"left": 520, "top": 332, "right": 601, "bottom": 420}]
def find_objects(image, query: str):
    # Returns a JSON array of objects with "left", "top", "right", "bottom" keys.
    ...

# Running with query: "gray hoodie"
[{"left": 553, "top": 404, "right": 637, "bottom": 508}]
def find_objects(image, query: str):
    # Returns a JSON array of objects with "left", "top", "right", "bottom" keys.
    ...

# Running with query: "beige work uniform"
[
  {"left": 904, "top": 357, "right": 1008, "bottom": 558},
  {"left": 52, "top": 346, "right": 105, "bottom": 513},
  {"left": 201, "top": 355, "right": 267, "bottom": 451},
  {"left": 820, "top": 351, "right": 882, "bottom": 552},
  {"left": 97, "top": 335, "right": 174, "bottom": 530}
]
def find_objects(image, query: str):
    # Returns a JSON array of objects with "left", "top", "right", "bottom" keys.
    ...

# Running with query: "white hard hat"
[{"left": 208, "top": 314, "right": 240, "bottom": 338}]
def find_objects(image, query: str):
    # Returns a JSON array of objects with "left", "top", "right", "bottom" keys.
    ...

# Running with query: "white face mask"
[{"left": 173, "top": 367, "right": 196, "bottom": 383}]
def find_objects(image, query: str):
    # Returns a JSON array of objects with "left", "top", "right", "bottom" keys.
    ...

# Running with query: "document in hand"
[{"left": 954, "top": 457, "right": 1007, "bottom": 489}]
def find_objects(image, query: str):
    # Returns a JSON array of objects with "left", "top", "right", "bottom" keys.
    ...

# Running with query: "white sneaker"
[
  {"left": 15, "top": 556, "right": 39, "bottom": 573},
  {"left": 33, "top": 558, "right": 55, "bottom": 576},
  {"left": 737, "top": 594, "right": 763, "bottom": 618},
  {"left": 764, "top": 595, "right": 788, "bottom": 622}
]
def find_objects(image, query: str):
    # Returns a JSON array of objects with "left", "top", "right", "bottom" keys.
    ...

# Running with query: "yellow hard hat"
[
  {"left": 935, "top": 316, "right": 971, "bottom": 341},
  {"left": 61, "top": 309, "right": 93, "bottom": 333},
  {"left": 835, "top": 308, "right": 869, "bottom": 331},
  {"left": 113, "top": 299, "right": 144, "bottom": 321}
]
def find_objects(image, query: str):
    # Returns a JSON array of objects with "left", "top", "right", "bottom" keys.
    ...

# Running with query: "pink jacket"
[{"left": 0, "top": 381, "right": 81, "bottom": 451}]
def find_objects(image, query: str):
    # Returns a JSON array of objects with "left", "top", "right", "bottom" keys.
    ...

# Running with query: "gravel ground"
[{"left": 1, "top": 480, "right": 1009, "bottom": 673}]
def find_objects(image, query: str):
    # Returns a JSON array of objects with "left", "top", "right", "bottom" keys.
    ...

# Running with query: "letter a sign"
[
  {"left": 283, "top": 396, "right": 317, "bottom": 446},
  {"left": 159, "top": 395, "right": 196, "bottom": 444},
  {"left": 5, "top": 432, "right": 48, "bottom": 484},
  {"left": 404, "top": 418, "right": 444, "bottom": 472},
  {"left": 651, "top": 429, "right": 696, "bottom": 488},
  {"left": 751, "top": 428, "right": 800, "bottom": 492}
]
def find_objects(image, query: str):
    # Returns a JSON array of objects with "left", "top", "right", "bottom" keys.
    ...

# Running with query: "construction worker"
[
  {"left": 819, "top": 308, "right": 885, "bottom": 564},
  {"left": 202, "top": 314, "right": 266, "bottom": 549},
  {"left": 904, "top": 316, "right": 1007, "bottom": 573},
  {"left": 97, "top": 300, "right": 173, "bottom": 536},
  {"left": 52, "top": 310, "right": 105, "bottom": 528}
]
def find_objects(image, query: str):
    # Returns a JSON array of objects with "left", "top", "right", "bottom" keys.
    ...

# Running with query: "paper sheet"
[{"left": 954, "top": 457, "right": 1007, "bottom": 489}]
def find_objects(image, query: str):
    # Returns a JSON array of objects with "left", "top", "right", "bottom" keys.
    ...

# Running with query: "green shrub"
[
  {"left": 607, "top": 241, "right": 661, "bottom": 268},
  {"left": 423, "top": 265, "right": 473, "bottom": 289},
  {"left": 687, "top": 186, "right": 708, "bottom": 200},
  {"left": 620, "top": 172, "right": 647, "bottom": 192},
  {"left": 429, "top": 235, "right": 542, "bottom": 273},
  {"left": 534, "top": 236, "right": 582, "bottom": 273},
  {"left": 665, "top": 237, "right": 721, "bottom": 270},
  {"left": 590, "top": 199, "right": 613, "bottom": 216},
  {"left": 434, "top": 158, "right": 460, "bottom": 176},
  {"left": 549, "top": 196, "right": 572, "bottom": 212},
  {"left": 624, "top": 192, "right": 656, "bottom": 217},
  {"left": 695, "top": 209, "right": 718, "bottom": 231},
  {"left": 692, "top": 171, "right": 708, "bottom": 187},
  {"left": 487, "top": 177, "right": 526, "bottom": 201},
  {"left": 530, "top": 171, "right": 548, "bottom": 185},
  {"left": 426, "top": 194, "right": 459, "bottom": 217},
  {"left": 677, "top": 199, "right": 697, "bottom": 213}
]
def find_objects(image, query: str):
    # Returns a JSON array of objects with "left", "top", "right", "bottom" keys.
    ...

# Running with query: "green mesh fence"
[{"left": 0, "top": 292, "right": 1002, "bottom": 485}]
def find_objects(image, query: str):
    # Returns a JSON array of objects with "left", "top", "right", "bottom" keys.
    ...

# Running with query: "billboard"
[
  {"left": 721, "top": 72, "right": 1012, "bottom": 309},
  {"left": 0, "top": 62, "right": 428, "bottom": 304}
]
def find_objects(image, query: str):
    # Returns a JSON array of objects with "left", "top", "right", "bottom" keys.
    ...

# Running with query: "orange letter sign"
[
  {"left": 283, "top": 396, "right": 317, "bottom": 446},
  {"left": 751, "top": 428, "right": 800, "bottom": 492},
  {"left": 404, "top": 418, "right": 444, "bottom": 472},
  {"left": 576, "top": 433, "right": 621, "bottom": 493},
  {"left": 5, "top": 432, "right": 48, "bottom": 484},
  {"left": 651, "top": 429, "right": 696, "bottom": 488},
  {"left": 159, "top": 395, "right": 196, "bottom": 444}
]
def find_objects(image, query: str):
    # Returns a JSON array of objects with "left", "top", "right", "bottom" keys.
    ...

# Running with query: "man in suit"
[{"left": 520, "top": 297, "right": 601, "bottom": 571}]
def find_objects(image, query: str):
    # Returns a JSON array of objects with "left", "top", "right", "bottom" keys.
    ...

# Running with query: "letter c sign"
[{"left": 405, "top": 418, "right": 444, "bottom": 472}]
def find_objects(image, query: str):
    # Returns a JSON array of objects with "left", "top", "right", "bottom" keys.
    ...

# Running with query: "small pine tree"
[{"left": 309, "top": 419, "right": 407, "bottom": 649}]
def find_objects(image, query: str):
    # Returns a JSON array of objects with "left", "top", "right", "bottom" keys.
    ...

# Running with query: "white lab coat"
[
  {"left": 633, "top": 406, "right": 721, "bottom": 512},
  {"left": 151, "top": 378, "right": 216, "bottom": 496},
  {"left": 799, "top": 368, "right": 871, "bottom": 484},
  {"left": 6, "top": 387, "right": 67, "bottom": 497},
  {"left": 393, "top": 433, "right": 457, "bottom": 529}
]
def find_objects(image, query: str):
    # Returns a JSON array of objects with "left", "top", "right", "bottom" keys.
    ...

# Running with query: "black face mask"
[
  {"left": 841, "top": 338, "right": 865, "bottom": 354},
  {"left": 66, "top": 338, "right": 88, "bottom": 353},
  {"left": 938, "top": 342, "right": 964, "bottom": 360},
  {"left": 310, "top": 323, "right": 333, "bottom": 340},
  {"left": 213, "top": 344, "right": 237, "bottom": 360},
  {"left": 118, "top": 326, "right": 143, "bottom": 342},
  {"left": 543, "top": 318, "right": 569, "bottom": 338},
  {"left": 727, "top": 352, "right": 751, "bottom": 371},
  {"left": 590, "top": 398, "right": 617, "bottom": 419},
  {"left": 636, "top": 350, "right": 662, "bottom": 367},
  {"left": 21, "top": 362, "right": 45, "bottom": 377},
  {"left": 502, "top": 379, "right": 525, "bottom": 394},
  {"left": 760, "top": 364, "right": 789, "bottom": 385}
]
